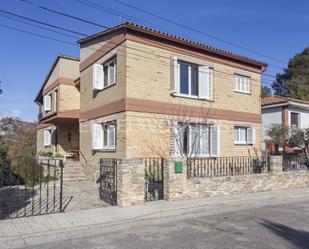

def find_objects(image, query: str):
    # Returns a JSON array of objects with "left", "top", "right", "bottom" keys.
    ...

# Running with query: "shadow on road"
[{"left": 259, "top": 219, "right": 309, "bottom": 249}]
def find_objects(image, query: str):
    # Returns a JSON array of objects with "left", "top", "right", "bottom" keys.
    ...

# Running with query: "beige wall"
[
  {"left": 80, "top": 43, "right": 126, "bottom": 113},
  {"left": 125, "top": 39, "right": 261, "bottom": 115},
  {"left": 125, "top": 111, "right": 261, "bottom": 158},
  {"left": 59, "top": 84, "right": 80, "bottom": 112},
  {"left": 37, "top": 125, "right": 56, "bottom": 154},
  {"left": 79, "top": 112, "right": 126, "bottom": 171}
]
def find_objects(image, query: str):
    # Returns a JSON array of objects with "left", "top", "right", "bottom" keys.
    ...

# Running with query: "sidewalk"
[{"left": 1, "top": 187, "right": 309, "bottom": 247}]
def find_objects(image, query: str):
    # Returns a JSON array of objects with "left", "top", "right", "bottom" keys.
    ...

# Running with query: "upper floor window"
[
  {"left": 172, "top": 57, "right": 213, "bottom": 100},
  {"left": 93, "top": 57, "right": 117, "bottom": 90},
  {"left": 43, "top": 94, "right": 52, "bottom": 112},
  {"left": 234, "top": 74, "right": 250, "bottom": 94},
  {"left": 290, "top": 112, "right": 300, "bottom": 127},
  {"left": 234, "top": 126, "right": 255, "bottom": 145},
  {"left": 103, "top": 58, "right": 117, "bottom": 87},
  {"left": 92, "top": 121, "right": 116, "bottom": 151},
  {"left": 179, "top": 61, "right": 198, "bottom": 96}
]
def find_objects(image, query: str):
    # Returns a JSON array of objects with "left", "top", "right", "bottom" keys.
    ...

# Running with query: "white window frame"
[
  {"left": 290, "top": 112, "right": 300, "bottom": 128},
  {"left": 103, "top": 57, "right": 117, "bottom": 88},
  {"left": 177, "top": 61, "right": 199, "bottom": 98},
  {"left": 102, "top": 122, "right": 116, "bottom": 150},
  {"left": 234, "top": 126, "right": 255, "bottom": 145},
  {"left": 43, "top": 129, "right": 52, "bottom": 147},
  {"left": 43, "top": 94, "right": 52, "bottom": 112},
  {"left": 189, "top": 124, "right": 210, "bottom": 157},
  {"left": 234, "top": 74, "right": 250, "bottom": 94}
]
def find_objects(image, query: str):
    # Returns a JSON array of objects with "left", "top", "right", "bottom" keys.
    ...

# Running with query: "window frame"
[
  {"left": 101, "top": 121, "right": 116, "bottom": 151},
  {"left": 177, "top": 60, "right": 199, "bottom": 98},
  {"left": 234, "top": 74, "right": 251, "bottom": 94},
  {"left": 290, "top": 112, "right": 300, "bottom": 128},
  {"left": 43, "top": 129, "right": 52, "bottom": 147},
  {"left": 234, "top": 126, "right": 249, "bottom": 145},
  {"left": 102, "top": 57, "right": 117, "bottom": 88}
]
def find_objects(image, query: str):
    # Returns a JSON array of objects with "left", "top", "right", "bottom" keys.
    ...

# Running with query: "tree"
[
  {"left": 261, "top": 85, "right": 272, "bottom": 98},
  {"left": 272, "top": 47, "right": 309, "bottom": 100},
  {"left": 266, "top": 124, "right": 289, "bottom": 154},
  {"left": 288, "top": 127, "right": 309, "bottom": 168}
]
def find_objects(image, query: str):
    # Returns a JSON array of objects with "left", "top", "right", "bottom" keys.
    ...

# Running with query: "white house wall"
[
  {"left": 288, "top": 106, "right": 309, "bottom": 129},
  {"left": 262, "top": 106, "right": 282, "bottom": 140}
]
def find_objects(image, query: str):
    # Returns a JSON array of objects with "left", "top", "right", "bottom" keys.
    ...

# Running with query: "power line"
[
  {"left": 0, "top": 21, "right": 275, "bottom": 88},
  {"left": 0, "top": 13, "right": 80, "bottom": 39},
  {"left": 0, "top": 9, "right": 87, "bottom": 36},
  {"left": 110, "top": 0, "right": 287, "bottom": 65},
  {"left": 21, "top": 0, "right": 285, "bottom": 71},
  {"left": 20, "top": 0, "right": 109, "bottom": 29}
]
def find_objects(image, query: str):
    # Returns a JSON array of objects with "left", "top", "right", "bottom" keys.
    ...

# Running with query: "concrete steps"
[{"left": 63, "top": 160, "right": 89, "bottom": 182}]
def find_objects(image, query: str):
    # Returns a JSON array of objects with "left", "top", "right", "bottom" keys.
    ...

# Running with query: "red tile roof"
[
  {"left": 262, "top": 96, "right": 309, "bottom": 107},
  {"left": 78, "top": 22, "right": 267, "bottom": 68}
]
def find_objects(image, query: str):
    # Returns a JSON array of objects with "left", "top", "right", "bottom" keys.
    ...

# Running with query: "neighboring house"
[
  {"left": 36, "top": 22, "right": 267, "bottom": 173},
  {"left": 262, "top": 96, "right": 309, "bottom": 152},
  {"left": 35, "top": 54, "right": 80, "bottom": 157}
]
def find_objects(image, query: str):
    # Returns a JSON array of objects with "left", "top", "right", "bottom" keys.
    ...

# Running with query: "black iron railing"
[
  {"left": 144, "top": 158, "right": 164, "bottom": 202},
  {"left": 187, "top": 156, "right": 270, "bottom": 178},
  {"left": 98, "top": 158, "right": 117, "bottom": 206},
  {"left": 282, "top": 154, "right": 309, "bottom": 171},
  {"left": 0, "top": 158, "right": 64, "bottom": 220}
]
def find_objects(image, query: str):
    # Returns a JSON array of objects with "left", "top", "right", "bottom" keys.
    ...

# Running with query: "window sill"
[
  {"left": 233, "top": 90, "right": 251, "bottom": 95},
  {"left": 234, "top": 143, "right": 253, "bottom": 146},
  {"left": 171, "top": 93, "right": 214, "bottom": 102},
  {"left": 93, "top": 148, "right": 116, "bottom": 152},
  {"left": 94, "top": 82, "right": 116, "bottom": 92}
]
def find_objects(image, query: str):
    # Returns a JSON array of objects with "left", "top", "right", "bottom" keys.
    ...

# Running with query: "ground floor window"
[
  {"left": 173, "top": 122, "right": 220, "bottom": 157},
  {"left": 43, "top": 129, "right": 52, "bottom": 147},
  {"left": 92, "top": 121, "right": 116, "bottom": 150},
  {"left": 234, "top": 126, "right": 255, "bottom": 145}
]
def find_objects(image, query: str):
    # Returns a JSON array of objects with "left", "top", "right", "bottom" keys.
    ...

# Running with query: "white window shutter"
[
  {"left": 171, "top": 56, "right": 178, "bottom": 93},
  {"left": 210, "top": 125, "right": 220, "bottom": 157},
  {"left": 247, "top": 128, "right": 255, "bottom": 144},
  {"left": 93, "top": 64, "right": 104, "bottom": 90},
  {"left": 44, "top": 130, "right": 51, "bottom": 146},
  {"left": 43, "top": 95, "right": 51, "bottom": 111},
  {"left": 92, "top": 123, "right": 103, "bottom": 150},
  {"left": 199, "top": 66, "right": 212, "bottom": 99},
  {"left": 171, "top": 121, "right": 181, "bottom": 157}
]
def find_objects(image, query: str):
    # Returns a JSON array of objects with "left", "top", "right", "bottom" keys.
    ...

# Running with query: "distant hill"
[{"left": 0, "top": 117, "right": 35, "bottom": 141}]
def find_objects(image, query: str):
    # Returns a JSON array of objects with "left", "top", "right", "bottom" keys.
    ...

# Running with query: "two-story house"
[
  {"left": 35, "top": 54, "right": 80, "bottom": 157},
  {"left": 76, "top": 22, "right": 267, "bottom": 171},
  {"left": 262, "top": 96, "right": 309, "bottom": 153}
]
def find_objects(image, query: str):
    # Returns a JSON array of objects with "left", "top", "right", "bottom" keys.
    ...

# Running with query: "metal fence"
[
  {"left": 187, "top": 156, "right": 270, "bottom": 178},
  {"left": 282, "top": 154, "right": 309, "bottom": 171},
  {"left": 144, "top": 158, "right": 164, "bottom": 202},
  {"left": 0, "top": 158, "right": 64, "bottom": 220},
  {"left": 98, "top": 158, "right": 117, "bottom": 206}
]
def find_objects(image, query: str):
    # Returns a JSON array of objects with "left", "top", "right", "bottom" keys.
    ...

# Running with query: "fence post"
[
  {"left": 163, "top": 158, "right": 187, "bottom": 200},
  {"left": 59, "top": 160, "right": 64, "bottom": 212},
  {"left": 117, "top": 158, "right": 144, "bottom": 206},
  {"left": 270, "top": 155, "right": 283, "bottom": 173}
]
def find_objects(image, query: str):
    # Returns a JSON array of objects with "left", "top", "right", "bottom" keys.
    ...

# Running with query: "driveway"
[{"left": 7, "top": 188, "right": 309, "bottom": 249}]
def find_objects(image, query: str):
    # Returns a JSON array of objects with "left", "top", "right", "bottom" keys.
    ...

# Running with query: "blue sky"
[{"left": 0, "top": 0, "right": 308, "bottom": 121}]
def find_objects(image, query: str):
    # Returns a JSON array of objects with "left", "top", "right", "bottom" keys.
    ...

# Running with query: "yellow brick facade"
[{"left": 78, "top": 36, "right": 263, "bottom": 167}]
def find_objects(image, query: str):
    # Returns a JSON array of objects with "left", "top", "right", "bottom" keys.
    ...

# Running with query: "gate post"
[
  {"left": 59, "top": 159, "right": 64, "bottom": 212},
  {"left": 117, "top": 158, "right": 144, "bottom": 206},
  {"left": 163, "top": 158, "right": 187, "bottom": 200}
]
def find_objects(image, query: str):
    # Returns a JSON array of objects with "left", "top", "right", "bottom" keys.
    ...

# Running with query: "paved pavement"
[{"left": 1, "top": 187, "right": 309, "bottom": 249}]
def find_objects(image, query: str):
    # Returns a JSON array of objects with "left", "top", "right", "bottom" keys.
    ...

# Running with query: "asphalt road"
[{"left": 19, "top": 198, "right": 309, "bottom": 249}]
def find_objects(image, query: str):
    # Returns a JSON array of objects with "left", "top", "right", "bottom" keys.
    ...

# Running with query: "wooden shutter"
[
  {"left": 171, "top": 56, "right": 178, "bottom": 94},
  {"left": 92, "top": 123, "right": 103, "bottom": 150},
  {"left": 93, "top": 64, "right": 104, "bottom": 90},
  {"left": 44, "top": 130, "right": 51, "bottom": 146},
  {"left": 210, "top": 125, "right": 220, "bottom": 157},
  {"left": 43, "top": 95, "right": 51, "bottom": 111},
  {"left": 247, "top": 128, "right": 256, "bottom": 144},
  {"left": 198, "top": 66, "right": 212, "bottom": 100}
]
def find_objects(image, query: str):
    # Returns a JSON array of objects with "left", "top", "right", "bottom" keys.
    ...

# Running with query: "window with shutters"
[
  {"left": 43, "top": 130, "right": 52, "bottom": 147},
  {"left": 174, "top": 123, "right": 218, "bottom": 157},
  {"left": 173, "top": 59, "right": 213, "bottom": 100},
  {"left": 234, "top": 74, "right": 250, "bottom": 94},
  {"left": 103, "top": 57, "right": 117, "bottom": 87},
  {"left": 43, "top": 93, "right": 52, "bottom": 113},
  {"left": 92, "top": 121, "right": 116, "bottom": 151},
  {"left": 234, "top": 126, "right": 255, "bottom": 145}
]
